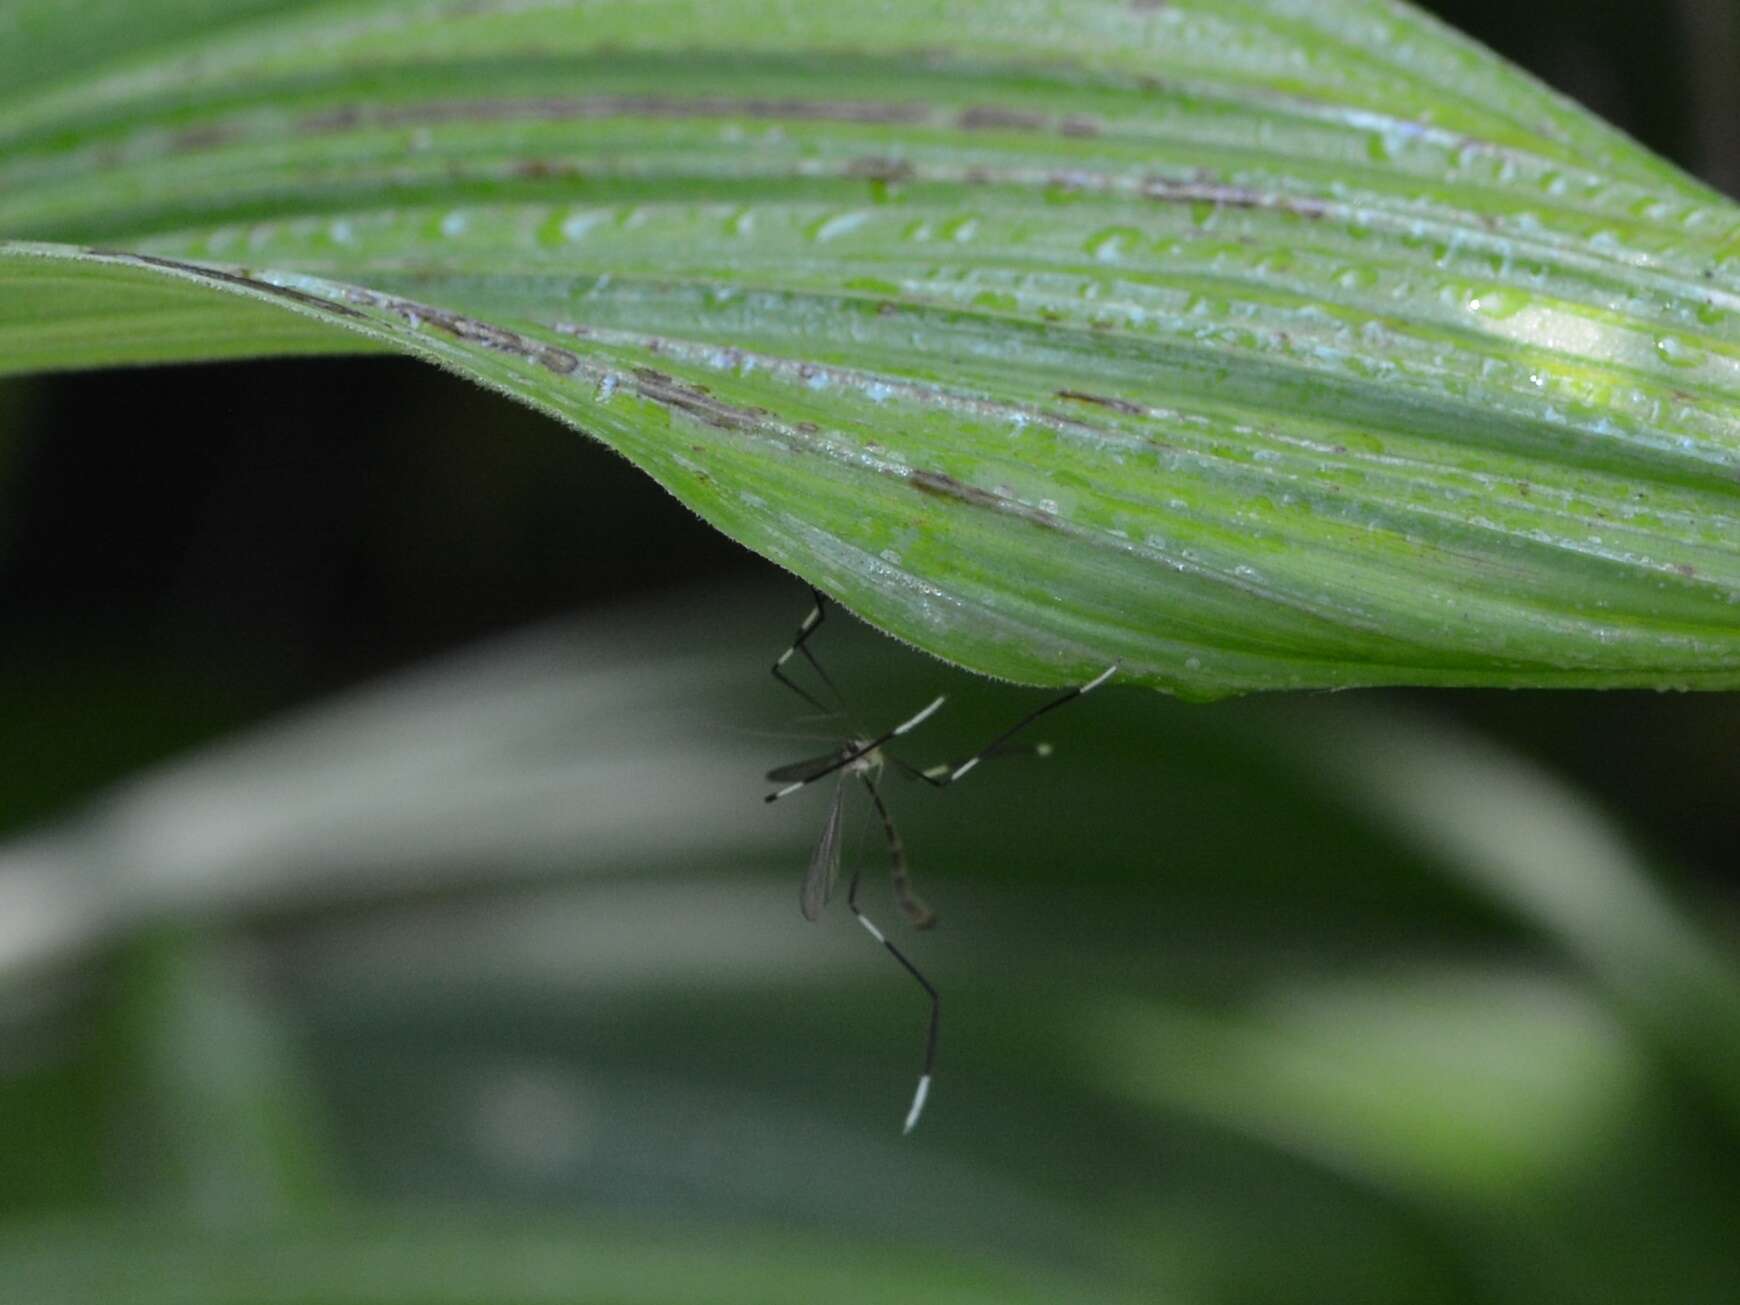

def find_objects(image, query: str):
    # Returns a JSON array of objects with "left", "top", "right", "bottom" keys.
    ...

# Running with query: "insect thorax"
[{"left": 846, "top": 741, "right": 883, "bottom": 777}]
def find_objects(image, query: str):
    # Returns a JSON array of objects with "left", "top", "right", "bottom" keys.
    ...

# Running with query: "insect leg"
[
  {"left": 846, "top": 862, "right": 940, "bottom": 1135},
  {"left": 770, "top": 588, "right": 845, "bottom": 716},
  {"left": 764, "top": 694, "right": 945, "bottom": 803},
  {"left": 911, "top": 663, "right": 1118, "bottom": 787},
  {"left": 860, "top": 772, "right": 933, "bottom": 929}
]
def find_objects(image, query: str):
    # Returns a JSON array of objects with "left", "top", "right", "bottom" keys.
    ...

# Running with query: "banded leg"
[
  {"left": 847, "top": 863, "right": 940, "bottom": 1135},
  {"left": 770, "top": 588, "right": 844, "bottom": 717},
  {"left": 912, "top": 663, "right": 1118, "bottom": 787},
  {"left": 886, "top": 739, "right": 1052, "bottom": 787}
]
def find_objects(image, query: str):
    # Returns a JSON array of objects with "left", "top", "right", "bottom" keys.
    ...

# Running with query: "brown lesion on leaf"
[
  {"left": 1027, "top": 169, "right": 1330, "bottom": 220},
  {"left": 1140, "top": 177, "right": 1331, "bottom": 221},
  {"left": 952, "top": 104, "right": 1104, "bottom": 139},
  {"left": 97, "top": 251, "right": 600, "bottom": 375},
  {"left": 339, "top": 286, "right": 578, "bottom": 373},
  {"left": 297, "top": 94, "right": 1103, "bottom": 148},
  {"left": 1056, "top": 388, "right": 1144, "bottom": 415},
  {"left": 957, "top": 105, "right": 1048, "bottom": 132},
  {"left": 508, "top": 159, "right": 583, "bottom": 180},
  {"left": 167, "top": 123, "right": 240, "bottom": 153},
  {"left": 94, "top": 250, "right": 370, "bottom": 320},
  {"left": 908, "top": 469, "right": 1061, "bottom": 531},
  {"left": 297, "top": 96, "right": 932, "bottom": 135},
  {"left": 846, "top": 156, "right": 916, "bottom": 184},
  {"left": 630, "top": 367, "right": 767, "bottom": 432},
  {"left": 298, "top": 105, "right": 363, "bottom": 132}
]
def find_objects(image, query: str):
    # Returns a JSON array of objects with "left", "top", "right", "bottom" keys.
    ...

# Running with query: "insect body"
[{"left": 763, "top": 589, "right": 1115, "bottom": 1133}]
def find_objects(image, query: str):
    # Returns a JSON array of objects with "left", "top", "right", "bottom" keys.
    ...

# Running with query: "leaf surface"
[{"left": 4, "top": 0, "right": 1739, "bottom": 694}]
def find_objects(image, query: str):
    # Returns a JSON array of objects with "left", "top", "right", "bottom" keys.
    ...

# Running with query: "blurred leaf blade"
[
  {"left": 3, "top": 1, "right": 1740, "bottom": 694},
  {"left": 7, "top": 584, "right": 1740, "bottom": 1302},
  {"left": 0, "top": 1215, "right": 1148, "bottom": 1305}
]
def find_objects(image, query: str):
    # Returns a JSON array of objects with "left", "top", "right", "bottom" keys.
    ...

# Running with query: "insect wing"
[{"left": 799, "top": 781, "right": 846, "bottom": 921}]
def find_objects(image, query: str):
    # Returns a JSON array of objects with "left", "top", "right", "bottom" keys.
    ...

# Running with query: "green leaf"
[
  {"left": 0, "top": 1215, "right": 1146, "bottom": 1305},
  {"left": 3, "top": 0, "right": 1739, "bottom": 695}
]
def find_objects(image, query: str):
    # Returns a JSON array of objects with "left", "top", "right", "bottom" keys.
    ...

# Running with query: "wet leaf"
[{"left": 3, "top": 0, "right": 1738, "bottom": 694}]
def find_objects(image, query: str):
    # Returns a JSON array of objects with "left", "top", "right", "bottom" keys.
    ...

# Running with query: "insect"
[{"left": 763, "top": 588, "right": 1117, "bottom": 1133}]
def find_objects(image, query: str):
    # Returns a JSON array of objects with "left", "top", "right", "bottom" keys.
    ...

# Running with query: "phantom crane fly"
[{"left": 763, "top": 589, "right": 1116, "bottom": 1132}]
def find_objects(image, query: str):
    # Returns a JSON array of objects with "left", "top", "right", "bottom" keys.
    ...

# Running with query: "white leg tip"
[
  {"left": 856, "top": 913, "right": 887, "bottom": 945},
  {"left": 895, "top": 695, "right": 947, "bottom": 735},
  {"left": 1082, "top": 663, "right": 1118, "bottom": 694},
  {"left": 949, "top": 756, "right": 981, "bottom": 783},
  {"left": 903, "top": 1074, "right": 932, "bottom": 1134}
]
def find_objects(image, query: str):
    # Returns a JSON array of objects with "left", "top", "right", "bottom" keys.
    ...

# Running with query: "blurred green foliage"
[{"left": 2, "top": 588, "right": 1738, "bottom": 1303}]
